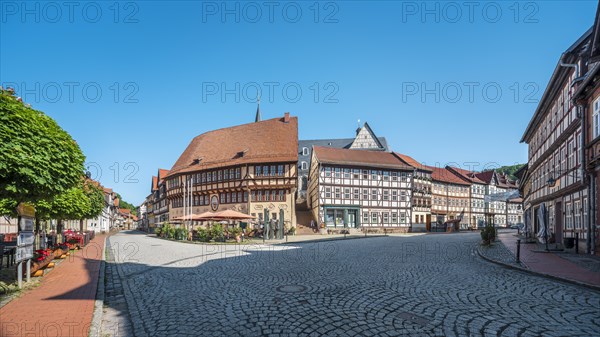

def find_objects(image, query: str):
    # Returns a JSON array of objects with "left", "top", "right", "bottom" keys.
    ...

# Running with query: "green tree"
[
  {"left": 115, "top": 193, "right": 137, "bottom": 216},
  {"left": 0, "top": 88, "right": 85, "bottom": 206},
  {"left": 80, "top": 179, "right": 105, "bottom": 231}
]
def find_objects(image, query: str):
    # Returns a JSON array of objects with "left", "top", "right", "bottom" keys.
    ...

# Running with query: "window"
[
  {"left": 217, "top": 170, "right": 222, "bottom": 181},
  {"left": 353, "top": 189, "right": 360, "bottom": 200},
  {"left": 265, "top": 190, "right": 270, "bottom": 202},
  {"left": 568, "top": 140, "right": 575, "bottom": 169},
  {"left": 223, "top": 169, "right": 229, "bottom": 181},
  {"left": 335, "top": 188, "right": 341, "bottom": 199},
  {"left": 401, "top": 173, "right": 407, "bottom": 182},
  {"left": 362, "top": 170, "right": 369, "bottom": 179},
  {"left": 372, "top": 212, "right": 378, "bottom": 223},
  {"left": 226, "top": 193, "right": 231, "bottom": 203},
  {"left": 391, "top": 172, "right": 398, "bottom": 181},
  {"left": 575, "top": 200, "right": 581, "bottom": 229},
  {"left": 363, "top": 211, "right": 369, "bottom": 223},
  {"left": 593, "top": 97, "right": 600, "bottom": 138},
  {"left": 353, "top": 169, "right": 360, "bottom": 179},
  {"left": 278, "top": 190, "right": 285, "bottom": 201},
  {"left": 243, "top": 191, "right": 248, "bottom": 202},
  {"left": 324, "top": 167, "right": 332, "bottom": 177},
  {"left": 270, "top": 165, "right": 276, "bottom": 177},
  {"left": 256, "top": 166, "right": 262, "bottom": 176},
  {"left": 278, "top": 165, "right": 284, "bottom": 176},
  {"left": 392, "top": 212, "right": 398, "bottom": 223},
  {"left": 202, "top": 172, "right": 207, "bottom": 183},
  {"left": 363, "top": 189, "right": 369, "bottom": 200},
  {"left": 372, "top": 189, "right": 378, "bottom": 200},
  {"left": 371, "top": 170, "right": 378, "bottom": 180},
  {"left": 232, "top": 192, "right": 237, "bottom": 203},
  {"left": 257, "top": 190, "right": 263, "bottom": 202},
  {"left": 400, "top": 191, "right": 406, "bottom": 201},
  {"left": 383, "top": 212, "right": 389, "bottom": 223},
  {"left": 565, "top": 203, "right": 573, "bottom": 229},
  {"left": 302, "top": 147, "right": 309, "bottom": 156},
  {"left": 325, "top": 187, "right": 331, "bottom": 198},
  {"left": 383, "top": 171, "right": 390, "bottom": 180},
  {"left": 344, "top": 188, "right": 350, "bottom": 199},
  {"left": 343, "top": 168, "right": 350, "bottom": 179},
  {"left": 220, "top": 193, "right": 225, "bottom": 203},
  {"left": 383, "top": 190, "right": 389, "bottom": 201},
  {"left": 263, "top": 165, "right": 269, "bottom": 176},
  {"left": 236, "top": 168, "right": 241, "bottom": 179},
  {"left": 335, "top": 167, "right": 341, "bottom": 178},
  {"left": 212, "top": 171, "right": 217, "bottom": 182},
  {"left": 400, "top": 212, "right": 406, "bottom": 223}
]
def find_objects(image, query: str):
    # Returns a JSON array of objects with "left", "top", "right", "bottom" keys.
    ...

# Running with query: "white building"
[{"left": 308, "top": 147, "right": 413, "bottom": 230}]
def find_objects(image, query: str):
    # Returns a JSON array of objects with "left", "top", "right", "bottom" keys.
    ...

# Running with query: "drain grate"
[
  {"left": 276, "top": 285, "right": 307, "bottom": 294},
  {"left": 396, "top": 311, "right": 429, "bottom": 327}
]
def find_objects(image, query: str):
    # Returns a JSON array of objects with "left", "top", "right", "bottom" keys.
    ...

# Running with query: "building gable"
[{"left": 350, "top": 123, "right": 385, "bottom": 150}]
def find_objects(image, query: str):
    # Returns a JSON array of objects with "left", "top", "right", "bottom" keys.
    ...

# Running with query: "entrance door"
[
  {"left": 348, "top": 211, "right": 356, "bottom": 228},
  {"left": 555, "top": 202, "right": 563, "bottom": 244}
]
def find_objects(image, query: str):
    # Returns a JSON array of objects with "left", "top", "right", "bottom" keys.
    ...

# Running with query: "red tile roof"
[
  {"left": 447, "top": 166, "right": 486, "bottom": 184},
  {"left": 314, "top": 146, "right": 412, "bottom": 170},
  {"left": 158, "top": 169, "right": 169, "bottom": 183},
  {"left": 475, "top": 170, "right": 495, "bottom": 184},
  {"left": 151, "top": 176, "right": 158, "bottom": 192},
  {"left": 393, "top": 153, "right": 432, "bottom": 172},
  {"left": 167, "top": 115, "right": 298, "bottom": 177},
  {"left": 425, "top": 166, "right": 471, "bottom": 185}
]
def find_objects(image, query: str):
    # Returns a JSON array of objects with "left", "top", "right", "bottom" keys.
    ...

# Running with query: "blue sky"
[{"left": 1, "top": 1, "right": 597, "bottom": 205}]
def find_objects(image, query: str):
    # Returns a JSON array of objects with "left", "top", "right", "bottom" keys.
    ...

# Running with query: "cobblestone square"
[{"left": 101, "top": 232, "right": 600, "bottom": 336}]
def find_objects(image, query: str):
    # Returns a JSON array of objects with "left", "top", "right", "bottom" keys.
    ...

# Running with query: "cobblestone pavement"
[
  {"left": 477, "top": 241, "right": 524, "bottom": 268},
  {"left": 102, "top": 231, "right": 600, "bottom": 337}
]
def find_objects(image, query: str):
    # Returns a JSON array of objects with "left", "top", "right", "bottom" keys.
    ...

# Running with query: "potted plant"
[{"left": 229, "top": 226, "right": 243, "bottom": 243}]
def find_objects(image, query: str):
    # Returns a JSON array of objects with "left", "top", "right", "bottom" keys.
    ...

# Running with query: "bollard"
[
  {"left": 516, "top": 239, "right": 521, "bottom": 264},
  {"left": 575, "top": 233, "right": 579, "bottom": 254}
]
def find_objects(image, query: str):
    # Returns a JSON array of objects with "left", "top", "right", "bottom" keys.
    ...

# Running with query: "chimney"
[{"left": 283, "top": 112, "right": 290, "bottom": 123}]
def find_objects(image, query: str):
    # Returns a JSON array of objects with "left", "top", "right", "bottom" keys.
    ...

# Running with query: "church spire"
[{"left": 255, "top": 94, "right": 261, "bottom": 122}]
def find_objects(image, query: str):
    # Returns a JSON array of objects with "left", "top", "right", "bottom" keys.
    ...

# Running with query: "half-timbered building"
[
  {"left": 307, "top": 147, "right": 413, "bottom": 230},
  {"left": 395, "top": 153, "right": 432, "bottom": 228},
  {"left": 427, "top": 166, "right": 471, "bottom": 229},
  {"left": 446, "top": 166, "right": 487, "bottom": 229},
  {"left": 164, "top": 113, "right": 298, "bottom": 228},
  {"left": 520, "top": 27, "right": 593, "bottom": 249}
]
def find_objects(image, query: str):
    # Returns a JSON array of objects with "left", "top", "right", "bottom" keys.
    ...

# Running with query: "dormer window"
[{"left": 302, "top": 147, "right": 309, "bottom": 156}]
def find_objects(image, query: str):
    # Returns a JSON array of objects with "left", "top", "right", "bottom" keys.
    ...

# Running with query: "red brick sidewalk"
[
  {"left": 498, "top": 232, "right": 600, "bottom": 287},
  {"left": 0, "top": 234, "right": 105, "bottom": 337}
]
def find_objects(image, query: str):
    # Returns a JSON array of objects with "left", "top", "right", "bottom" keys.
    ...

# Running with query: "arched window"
[
  {"left": 302, "top": 147, "right": 309, "bottom": 156},
  {"left": 301, "top": 162, "right": 308, "bottom": 170}
]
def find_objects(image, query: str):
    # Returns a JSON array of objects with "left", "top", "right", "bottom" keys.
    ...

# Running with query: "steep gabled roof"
[
  {"left": 313, "top": 146, "right": 412, "bottom": 170},
  {"left": 475, "top": 170, "right": 495, "bottom": 184},
  {"left": 349, "top": 122, "right": 385, "bottom": 150},
  {"left": 167, "top": 115, "right": 298, "bottom": 177},
  {"left": 158, "top": 169, "right": 169, "bottom": 183},
  {"left": 425, "top": 166, "right": 471, "bottom": 186},
  {"left": 151, "top": 176, "right": 158, "bottom": 192},
  {"left": 446, "top": 166, "right": 486, "bottom": 184}
]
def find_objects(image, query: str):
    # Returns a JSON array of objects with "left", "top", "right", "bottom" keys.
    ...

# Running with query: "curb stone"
[
  {"left": 476, "top": 246, "right": 600, "bottom": 293},
  {"left": 276, "top": 235, "right": 388, "bottom": 245},
  {"left": 89, "top": 235, "right": 107, "bottom": 337}
]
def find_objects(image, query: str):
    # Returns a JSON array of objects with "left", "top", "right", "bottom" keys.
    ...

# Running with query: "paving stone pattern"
[
  {"left": 478, "top": 241, "right": 524, "bottom": 268},
  {"left": 102, "top": 231, "right": 600, "bottom": 337}
]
